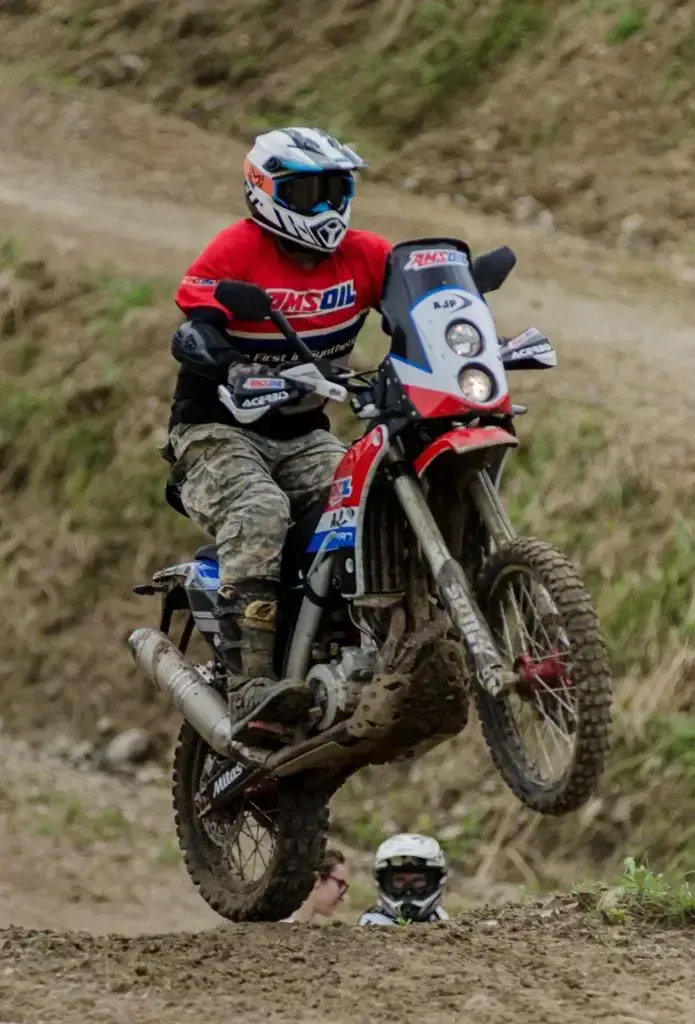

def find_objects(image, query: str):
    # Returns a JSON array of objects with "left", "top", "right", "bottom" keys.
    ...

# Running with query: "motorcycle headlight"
[
  {"left": 445, "top": 320, "right": 482, "bottom": 358},
  {"left": 458, "top": 366, "right": 494, "bottom": 403}
]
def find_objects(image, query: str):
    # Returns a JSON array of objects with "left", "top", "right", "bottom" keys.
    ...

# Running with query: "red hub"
[{"left": 515, "top": 652, "right": 571, "bottom": 700}]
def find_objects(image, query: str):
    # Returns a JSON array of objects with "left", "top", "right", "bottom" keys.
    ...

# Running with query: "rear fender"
[
  {"left": 133, "top": 563, "right": 194, "bottom": 640},
  {"left": 152, "top": 562, "right": 195, "bottom": 587},
  {"left": 415, "top": 426, "right": 518, "bottom": 478}
]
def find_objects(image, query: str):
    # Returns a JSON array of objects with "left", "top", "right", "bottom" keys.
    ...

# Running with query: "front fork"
[{"left": 389, "top": 452, "right": 515, "bottom": 698}]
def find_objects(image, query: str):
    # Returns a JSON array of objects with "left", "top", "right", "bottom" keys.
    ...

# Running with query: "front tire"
[
  {"left": 172, "top": 722, "right": 329, "bottom": 921},
  {"left": 475, "top": 537, "right": 612, "bottom": 815}
]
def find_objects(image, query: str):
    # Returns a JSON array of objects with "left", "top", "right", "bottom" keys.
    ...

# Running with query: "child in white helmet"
[{"left": 358, "top": 833, "right": 449, "bottom": 926}]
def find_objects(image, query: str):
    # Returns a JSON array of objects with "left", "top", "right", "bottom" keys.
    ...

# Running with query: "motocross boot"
[{"left": 217, "top": 581, "right": 312, "bottom": 737}]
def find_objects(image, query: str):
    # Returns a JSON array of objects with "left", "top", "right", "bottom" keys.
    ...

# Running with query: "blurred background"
[{"left": 1, "top": 0, "right": 695, "bottom": 930}]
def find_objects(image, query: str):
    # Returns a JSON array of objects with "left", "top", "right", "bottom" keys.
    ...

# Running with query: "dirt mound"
[
  {"left": 3, "top": 906, "right": 695, "bottom": 1024},
  {"left": 2, "top": 1, "right": 695, "bottom": 254},
  {"left": 1, "top": 722, "right": 693, "bottom": 1023}
]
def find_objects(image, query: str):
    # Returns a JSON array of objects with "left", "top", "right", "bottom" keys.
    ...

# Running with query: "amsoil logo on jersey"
[
  {"left": 404, "top": 250, "right": 469, "bottom": 272},
  {"left": 267, "top": 281, "right": 357, "bottom": 316}
]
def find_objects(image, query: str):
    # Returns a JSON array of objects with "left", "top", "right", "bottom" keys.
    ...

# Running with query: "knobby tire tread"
[
  {"left": 475, "top": 537, "right": 612, "bottom": 815},
  {"left": 172, "top": 722, "right": 329, "bottom": 921}
]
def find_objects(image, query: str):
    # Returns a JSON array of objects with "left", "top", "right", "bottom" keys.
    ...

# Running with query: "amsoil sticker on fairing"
[{"left": 404, "top": 250, "right": 469, "bottom": 272}]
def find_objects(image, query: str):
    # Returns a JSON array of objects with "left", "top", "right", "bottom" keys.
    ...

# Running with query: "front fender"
[{"left": 414, "top": 425, "right": 518, "bottom": 477}]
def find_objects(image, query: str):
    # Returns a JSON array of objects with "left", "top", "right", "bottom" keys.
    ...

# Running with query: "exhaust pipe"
[
  {"left": 128, "top": 629, "right": 371, "bottom": 780},
  {"left": 127, "top": 628, "right": 265, "bottom": 766}
]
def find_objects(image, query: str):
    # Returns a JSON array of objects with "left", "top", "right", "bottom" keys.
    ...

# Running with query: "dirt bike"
[{"left": 130, "top": 237, "right": 612, "bottom": 922}]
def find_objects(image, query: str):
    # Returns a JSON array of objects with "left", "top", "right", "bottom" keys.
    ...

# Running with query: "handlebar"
[
  {"left": 268, "top": 307, "right": 318, "bottom": 366},
  {"left": 323, "top": 367, "right": 375, "bottom": 395},
  {"left": 262, "top": 301, "right": 375, "bottom": 399}
]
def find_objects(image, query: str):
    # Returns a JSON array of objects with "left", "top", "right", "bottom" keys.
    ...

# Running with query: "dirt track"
[
  {"left": 3, "top": 907, "right": 695, "bottom": 1024},
  {"left": 3, "top": 73, "right": 695, "bottom": 1024}
]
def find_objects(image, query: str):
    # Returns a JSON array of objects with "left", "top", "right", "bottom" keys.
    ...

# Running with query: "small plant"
[
  {"left": 575, "top": 857, "right": 695, "bottom": 925},
  {"left": 157, "top": 837, "right": 182, "bottom": 865},
  {"left": 0, "top": 235, "right": 19, "bottom": 267},
  {"left": 606, "top": 7, "right": 646, "bottom": 45},
  {"left": 95, "top": 276, "right": 156, "bottom": 325}
]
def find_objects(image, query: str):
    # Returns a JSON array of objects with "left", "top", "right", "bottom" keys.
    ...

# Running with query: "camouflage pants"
[{"left": 169, "top": 423, "right": 346, "bottom": 592}]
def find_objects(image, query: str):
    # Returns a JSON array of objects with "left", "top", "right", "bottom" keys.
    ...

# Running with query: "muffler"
[{"left": 127, "top": 627, "right": 266, "bottom": 766}]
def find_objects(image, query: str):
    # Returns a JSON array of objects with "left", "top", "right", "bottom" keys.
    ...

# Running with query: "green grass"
[
  {"left": 280, "top": 1, "right": 552, "bottom": 146},
  {"left": 156, "top": 837, "right": 182, "bottom": 865},
  {"left": 35, "top": 795, "right": 133, "bottom": 843},
  {"left": 95, "top": 277, "right": 156, "bottom": 324},
  {"left": 64, "top": 0, "right": 102, "bottom": 48},
  {"left": 27, "top": 0, "right": 554, "bottom": 152},
  {"left": 0, "top": 238, "right": 198, "bottom": 735},
  {"left": 501, "top": 401, "right": 695, "bottom": 677},
  {"left": 576, "top": 857, "right": 695, "bottom": 924},
  {"left": 606, "top": 5, "right": 647, "bottom": 44}
]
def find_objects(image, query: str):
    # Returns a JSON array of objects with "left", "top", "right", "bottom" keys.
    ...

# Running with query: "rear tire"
[
  {"left": 172, "top": 722, "right": 329, "bottom": 921},
  {"left": 475, "top": 537, "right": 612, "bottom": 815}
]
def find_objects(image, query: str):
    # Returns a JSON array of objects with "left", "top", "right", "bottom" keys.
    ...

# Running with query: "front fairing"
[{"left": 378, "top": 239, "right": 511, "bottom": 419}]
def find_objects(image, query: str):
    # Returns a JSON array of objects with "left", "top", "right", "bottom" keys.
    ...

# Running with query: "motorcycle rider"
[
  {"left": 165, "top": 126, "right": 392, "bottom": 738},
  {"left": 358, "top": 833, "right": 450, "bottom": 925}
]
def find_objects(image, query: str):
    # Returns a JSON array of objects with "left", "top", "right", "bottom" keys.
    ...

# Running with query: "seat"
[{"left": 194, "top": 543, "right": 219, "bottom": 562}]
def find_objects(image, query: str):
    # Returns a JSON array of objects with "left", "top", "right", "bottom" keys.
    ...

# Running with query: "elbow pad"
[{"left": 171, "top": 320, "right": 238, "bottom": 379}]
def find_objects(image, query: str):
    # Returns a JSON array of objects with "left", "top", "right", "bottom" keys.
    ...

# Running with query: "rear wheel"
[
  {"left": 475, "top": 537, "right": 612, "bottom": 815},
  {"left": 172, "top": 722, "right": 329, "bottom": 921}
]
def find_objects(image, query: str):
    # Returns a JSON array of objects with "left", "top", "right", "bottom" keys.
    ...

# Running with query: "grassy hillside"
[
  {"left": 3, "top": 238, "right": 695, "bottom": 890},
  {"left": 2, "top": 0, "right": 695, "bottom": 253}
]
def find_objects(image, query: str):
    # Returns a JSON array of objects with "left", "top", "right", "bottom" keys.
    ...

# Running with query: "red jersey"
[{"left": 176, "top": 218, "right": 392, "bottom": 366}]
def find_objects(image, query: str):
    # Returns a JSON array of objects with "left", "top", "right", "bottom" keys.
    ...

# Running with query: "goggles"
[
  {"left": 379, "top": 865, "right": 443, "bottom": 901},
  {"left": 274, "top": 172, "right": 355, "bottom": 216}
]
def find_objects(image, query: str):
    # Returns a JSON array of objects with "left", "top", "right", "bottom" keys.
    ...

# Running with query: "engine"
[{"left": 306, "top": 646, "right": 376, "bottom": 730}]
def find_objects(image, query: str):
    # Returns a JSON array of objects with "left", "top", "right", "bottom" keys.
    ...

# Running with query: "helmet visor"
[
  {"left": 275, "top": 172, "right": 355, "bottom": 216},
  {"left": 379, "top": 865, "right": 443, "bottom": 901}
]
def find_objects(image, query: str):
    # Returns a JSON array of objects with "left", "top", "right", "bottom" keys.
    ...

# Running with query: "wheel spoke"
[
  {"left": 174, "top": 724, "right": 330, "bottom": 922},
  {"left": 490, "top": 564, "right": 579, "bottom": 785},
  {"left": 196, "top": 752, "right": 277, "bottom": 884},
  {"left": 473, "top": 539, "right": 611, "bottom": 815}
]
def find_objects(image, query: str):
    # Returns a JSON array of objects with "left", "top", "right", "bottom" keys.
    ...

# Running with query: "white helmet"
[
  {"left": 373, "top": 833, "right": 447, "bottom": 923},
  {"left": 243, "top": 127, "right": 366, "bottom": 255}
]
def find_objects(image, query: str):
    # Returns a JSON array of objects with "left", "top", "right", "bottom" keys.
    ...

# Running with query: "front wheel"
[
  {"left": 475, "top": 537, "right": 612, "bottom": 815},
  {"left": 172, "top": 722, "right": 329, "bottom": 921}
]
